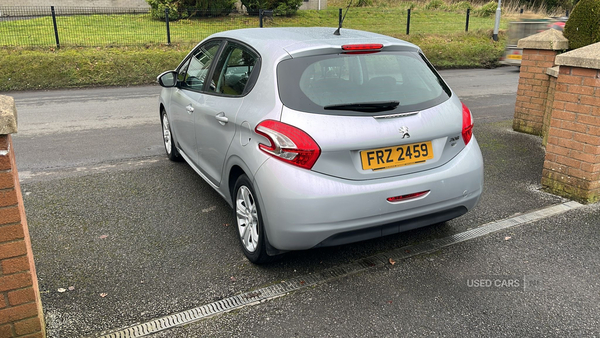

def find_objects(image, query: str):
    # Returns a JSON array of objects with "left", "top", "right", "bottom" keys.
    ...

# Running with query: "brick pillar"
[
  {"left": 0, "top": 96, "right": 46, "bottom": 337},
  {"left": 542, "top": 67, "right": 559, "bottom": 146},
  {"left": 542, "top": 43, "right": 600, "bottom": 203},
  {"left": 513, "top": 29, "right": 569, "bottom": 135}
]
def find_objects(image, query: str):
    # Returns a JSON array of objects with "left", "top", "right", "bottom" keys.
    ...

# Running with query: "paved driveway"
[{"left": 8, "top": 68, "right": 600, "bottom": 337}]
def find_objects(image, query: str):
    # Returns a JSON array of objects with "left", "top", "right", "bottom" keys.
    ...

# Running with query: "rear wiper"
[{"left": 323, "top": 101, "right": 399, "bottom": 112}]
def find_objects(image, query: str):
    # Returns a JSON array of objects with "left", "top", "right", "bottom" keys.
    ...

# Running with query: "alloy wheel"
[{"left": 236, "top": 186, "right": 259, "bottom": 253}]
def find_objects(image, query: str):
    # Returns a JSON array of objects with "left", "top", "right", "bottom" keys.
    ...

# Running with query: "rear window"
[{"left": 277, "top": 51, "right": 451, "bottom": 115}]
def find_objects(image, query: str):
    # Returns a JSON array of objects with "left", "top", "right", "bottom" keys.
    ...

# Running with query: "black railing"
[{"left": 0, "top": 6, "right": 489, "bottom": 48}]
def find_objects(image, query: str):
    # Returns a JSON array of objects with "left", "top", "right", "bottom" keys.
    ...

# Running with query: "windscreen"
[{"left": 277, "top": 51, "right": 451, "bottom": 115}]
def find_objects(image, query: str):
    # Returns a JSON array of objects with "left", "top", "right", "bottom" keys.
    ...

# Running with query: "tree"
[
  {"left": 146, "top": 0, "right": 236, "bottom": 20},
  {"left": 518, "top": 0, "right": 575, "bottom": 12},
  {"left": 241, "top": 0, "right": 303, "bottom": 16},
  {"left": 563, "top": 0, "right": 600, "bottom": 49}
]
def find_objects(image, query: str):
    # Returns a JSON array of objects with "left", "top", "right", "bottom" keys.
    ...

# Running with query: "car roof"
[{"left": 209, "top": 27, "right": 420, "bottom": 59}]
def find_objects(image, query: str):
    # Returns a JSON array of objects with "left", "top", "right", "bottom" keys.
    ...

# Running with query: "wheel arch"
[
  {"left": 159, "top": 102, "right": 165, "bottom": 117},
  {"left": 160, "top": 104, "right": 181, "bottom": 153},
  {"left": 228, "top": 163, "right": 284, "bottom": 258},
  {"left": 228, "top": 165, "right": 246, "bottom": 206}
]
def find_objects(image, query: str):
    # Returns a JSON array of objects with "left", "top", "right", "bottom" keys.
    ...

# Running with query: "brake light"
[
  {"left": 462, "top": 102, "right": 473, "bottom": 145},
  {"left": 256, "top": 120, "right": 321, "bottom": 170},
  {"left": 341, "top": 44, "right": 383, "bottom": 54},
  {"left": 342, "top": 44, "right": 383, "bottom": 51}
]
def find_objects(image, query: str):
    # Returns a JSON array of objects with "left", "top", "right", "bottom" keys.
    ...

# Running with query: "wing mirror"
[{"left": 157, "top": 71, "right": 178, "bottom": 88}]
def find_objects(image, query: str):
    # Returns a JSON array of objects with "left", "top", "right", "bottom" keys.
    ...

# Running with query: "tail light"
[
  {"left": 342, "top": 44, "right": 383, "bottom": 51},
  {"left": 462, "top": 102, "right": 473, "bottom": 145},
  {"left": 255, "top": 120, "right": 321, "bottom": 170},
  {"left": 341, "top": 44, "right": 383, "bottom": 54}
]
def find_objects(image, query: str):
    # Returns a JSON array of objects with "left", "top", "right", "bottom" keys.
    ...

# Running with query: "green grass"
[
  {"left": 0, "top": 4, "right": 509, "bottom": 91},
  {"left": 0, "top": 13, "right": 256, "bottom": 47},
  {"left": 407, "top": 30, "right": 505, "bottom": 68},
  {"left": 0, "top": 7, "right": 508, "bottom": 48},
  {"left": 0, "top": 46, "right": 189, "bottom": 91},
  {"left": 0, "top": 29, "right": 505, "bottom": 92},
  {"left": 264, "top": 8, "right": 508, "bottom": 36}
]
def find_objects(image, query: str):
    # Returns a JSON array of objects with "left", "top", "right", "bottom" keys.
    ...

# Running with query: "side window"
[
  {"left": 209, "top": 42, "right": 258, "bottom": 96},
  {"left": 180, "top": 41, "right": 221, "bottom": 91}
]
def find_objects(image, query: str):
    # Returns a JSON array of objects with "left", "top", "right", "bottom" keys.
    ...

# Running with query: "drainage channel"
[{"left": 93, "top": 201, "right": 582, "bottom": 338}]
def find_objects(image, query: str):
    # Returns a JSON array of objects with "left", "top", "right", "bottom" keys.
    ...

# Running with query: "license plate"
[
  {"left": 507, "top": 55, "right": 522, "bottom": 60},
  {"left": 360, "top": 141, "right": 434, "bottom": 171}
]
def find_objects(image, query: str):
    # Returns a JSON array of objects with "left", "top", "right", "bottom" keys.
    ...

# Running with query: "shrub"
[
  {"left": 545, "top": 0, "right": 575, "bottom": 11},
  {"left": 451, "top": 1, "right": 472, "bottom": 11},
  {"left": 520, "top": 0, "right": 574, "bottom": 12},
  {"left": 146, "top": 0, "right": 236, "bottom": 20},
  {"left": 405, "top": 2, "right": 417, "bottom": 9},
  {"left": 425, "top": 0, "right": 446, "bottom": 10},
  {"left": 356, "top": 0, "right": 374, "bottom": 6},
  {"left": 563, "top": 0, "right": 600, "bottom": 49},
  {"left": 147, "top": 0, "right": 180, "bottom": 20},
  {"left": 473, "top": 1, "right": 497, "bottom": 17},
  {"left": 241, "top": 0, "right": 303, "bottom": 16}
]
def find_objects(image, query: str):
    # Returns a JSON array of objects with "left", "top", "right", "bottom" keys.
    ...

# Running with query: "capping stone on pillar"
[
  {"left": 0, "top": 96, "right": 18, "bottom": 135},
  {"left": 0, "top": 95, "right": 46, "bottom": 337},
  {"left": 513, "top": 29, "right": 569, "bottom": 135},
  {"left": 542, "top": 42, "right": 600, "bottom": 203}
]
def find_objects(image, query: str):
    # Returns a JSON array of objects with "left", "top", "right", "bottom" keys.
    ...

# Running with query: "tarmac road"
[
  {"left": 8, "top": 67, "right": 520, "bottom": 174},
  {"left": 5, "top": 67, "right": 600, "bottom": 337}
]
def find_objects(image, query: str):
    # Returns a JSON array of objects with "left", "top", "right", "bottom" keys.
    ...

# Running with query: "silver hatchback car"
[{"left": 157, "top": 27, "right": 484, "bottom": 264}]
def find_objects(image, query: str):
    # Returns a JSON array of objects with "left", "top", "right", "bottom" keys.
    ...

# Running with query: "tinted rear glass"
[{"left": 277, "top": 51, "right": 451, "bottom": 115}]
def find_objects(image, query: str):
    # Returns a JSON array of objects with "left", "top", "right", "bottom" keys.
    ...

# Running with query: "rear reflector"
[
  {"left": 387, "top": 190, "right": 430, "bottom": 203},
  {"left": 342, "top": 44, "right": 383, "bottom": 51}
]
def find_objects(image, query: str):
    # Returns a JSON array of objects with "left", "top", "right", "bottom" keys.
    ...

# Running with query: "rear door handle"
[
  {"left": 215, "top": 112, "right": 228, "bottom": 125},
  {"left": 186, "top": 105, "right": 194, "bottom": 114}
]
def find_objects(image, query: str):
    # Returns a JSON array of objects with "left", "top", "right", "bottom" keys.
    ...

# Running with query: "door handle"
[
  {"left": 186, "top": 105, "right": 194, "bottom": 114},
  {"left": 215, "top": 112, "right": 229, "bottom": 125}
]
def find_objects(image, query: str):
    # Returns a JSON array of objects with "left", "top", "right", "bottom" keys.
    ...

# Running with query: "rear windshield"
[{"left": 277, "top": 51, "right": 451, "bottom": 115}]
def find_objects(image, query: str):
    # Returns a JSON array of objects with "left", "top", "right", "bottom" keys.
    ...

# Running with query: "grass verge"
[
  {"left": 0, "top": 46, "right": 188, "bottom": 92},
  {"left": 406, "top": 30, "right": 506, "bottom": 68},
  {"left": 0, "top": 7, "right": 505, "bottom": 48},
  {"left": 0, "top": 29, "right": 505, "bottom": 92}
]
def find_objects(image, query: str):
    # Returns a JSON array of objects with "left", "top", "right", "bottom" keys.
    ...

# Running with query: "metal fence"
[
  {"left": 0, "top": 6, "right": 252, "bottom": 47},
  {"left": 0, "top": 6, "right": 494, "bottom": 48}
]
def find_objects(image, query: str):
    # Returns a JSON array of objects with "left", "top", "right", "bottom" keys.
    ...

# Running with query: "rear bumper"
[
  {"left": 253, "top": 137, "right": 484, "bottom": 251},
  {"left": 499, "top": 46, "right": 522, "bottom": 66}
]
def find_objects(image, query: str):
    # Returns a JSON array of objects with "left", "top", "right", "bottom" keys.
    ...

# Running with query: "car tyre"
[
  {"left": 161, "top": 110, "right": 181, "bottom": 161},
  {"left": 234, "top": 174, "right": 272, "bottom": 264}
]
